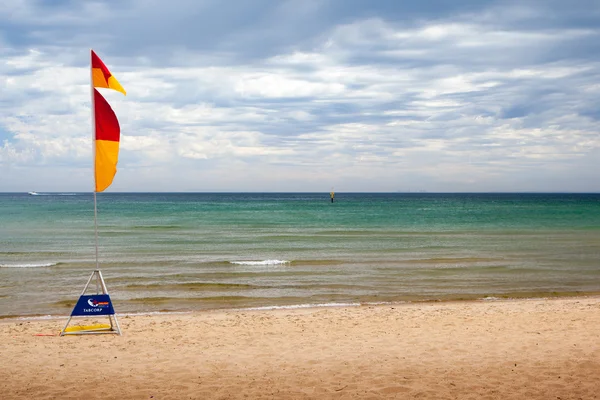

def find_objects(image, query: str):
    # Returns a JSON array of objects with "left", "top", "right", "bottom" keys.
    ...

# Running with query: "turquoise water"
[{"left": 1, "top": 192, "right": 599, "bottom": 317}]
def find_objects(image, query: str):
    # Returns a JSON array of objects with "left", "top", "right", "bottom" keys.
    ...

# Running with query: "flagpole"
[
  {"left": 91, "top": 49, "right": 100, "bottom": 271},
  {"left": 60, "top": 50, "right": 123, "bottom": 337}
]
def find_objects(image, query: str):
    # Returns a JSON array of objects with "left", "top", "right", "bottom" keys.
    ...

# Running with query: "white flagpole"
[{"left": 90, "top": 49, "right": 100, "bottom": 271}]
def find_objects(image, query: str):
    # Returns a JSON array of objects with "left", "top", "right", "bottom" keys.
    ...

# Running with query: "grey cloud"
[{"left": 2, "top": 1, "right": 600, "bottom": 191}]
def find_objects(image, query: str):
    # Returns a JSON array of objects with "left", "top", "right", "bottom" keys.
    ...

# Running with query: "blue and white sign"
[{"left": 71, "top": 294, "right": 115, "bottom": 316}]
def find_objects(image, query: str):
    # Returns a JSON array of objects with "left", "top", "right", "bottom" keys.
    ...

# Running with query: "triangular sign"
[{"left": 60, "top": 270, "right": 121, "bottom": 336}]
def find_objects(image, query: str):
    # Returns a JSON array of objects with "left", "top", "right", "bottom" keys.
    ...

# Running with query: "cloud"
[{"left": 1, "top": 1, "right": 600, "bottom": 191}]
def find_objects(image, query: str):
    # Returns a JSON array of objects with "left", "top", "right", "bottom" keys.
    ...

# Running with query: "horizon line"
[{"left": 5, "top": 191, "right": 600, "bottom": 195}]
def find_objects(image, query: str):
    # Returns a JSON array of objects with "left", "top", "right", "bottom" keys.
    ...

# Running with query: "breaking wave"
[
  {"left": 229, "top": 260, "right": 290, "bottom": 266},
  {"left": 0, "top": 262, "right": 58, "bottom": 268}
]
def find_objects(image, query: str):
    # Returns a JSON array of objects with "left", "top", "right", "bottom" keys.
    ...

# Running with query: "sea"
[{"left": 1, "top": 192, "right": 599, "bottom": 318}]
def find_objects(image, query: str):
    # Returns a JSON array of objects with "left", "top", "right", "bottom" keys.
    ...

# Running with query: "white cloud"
[{"left": 1, "top": 1, "right": 600, "bottom": 191}]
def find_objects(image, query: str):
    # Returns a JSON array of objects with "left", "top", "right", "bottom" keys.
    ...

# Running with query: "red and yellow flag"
[
  {"left": 91, "top": 50, "right": 126, "bottom": 95},
  {"left": 91, "top": 50, "right": 125, "bottom": 192},
  {"left": 94, "top": 89, "right": 120, "bottom": 192}
]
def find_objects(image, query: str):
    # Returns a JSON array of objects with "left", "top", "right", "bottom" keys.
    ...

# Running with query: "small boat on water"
[{"left": 28, "top": 191, "right": 39, "bottom": 196}]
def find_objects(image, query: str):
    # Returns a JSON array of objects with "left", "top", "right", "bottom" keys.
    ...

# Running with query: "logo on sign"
[{"left": 87, "top": 298, "right": 109, "bottom": 308}]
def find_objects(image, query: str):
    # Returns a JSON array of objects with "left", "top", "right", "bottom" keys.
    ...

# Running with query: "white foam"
[
  {"left": 244, "top": 302, "right": 361, "bottom": 311},
  {"left": 480, "top": 296, "right": 501, "bottom": 301},
  {"left": 6, "top": 311, "right": 191, "bottom": 321},
  {"left": 119, "top": 311, "right": 192, "bottom": 317},
  {"left": 0, "top": 262, "right": 57, "bottom": 268},
  {"left": 230, "top": 260, "right": 290, "bottom": 266},
  {"left": 14, "top": 314, "right": 59, "bottom": 321}
]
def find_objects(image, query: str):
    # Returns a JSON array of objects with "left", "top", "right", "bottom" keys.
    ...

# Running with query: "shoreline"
[
  {"left": 2, "top": 295, "right": 600, "bottom": 399},
  {"left": 2, "top": 291, "right": 599, "bottom": 322}
]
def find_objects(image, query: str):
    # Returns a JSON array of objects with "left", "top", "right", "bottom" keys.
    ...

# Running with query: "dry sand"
[{"left": 1, "top": 297, "right": 599, "bottom": 399}]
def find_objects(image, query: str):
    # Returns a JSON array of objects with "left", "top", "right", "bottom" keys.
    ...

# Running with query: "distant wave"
[
  {"left": 29, "top": 193, "right": 77, "bottom": 196},
  {"left": 124, "top": 282, "right": 260, "bottom": 290},
  {"left": 229, "top": 260, "right": 290, "bottom": 266},
  {"left": 0, "top": 262, "right": 58, "bottom": 268}
]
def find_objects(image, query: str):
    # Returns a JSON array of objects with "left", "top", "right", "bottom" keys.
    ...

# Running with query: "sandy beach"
[{"left": 1, "top": 297, "right": 599, "bottom": 399}]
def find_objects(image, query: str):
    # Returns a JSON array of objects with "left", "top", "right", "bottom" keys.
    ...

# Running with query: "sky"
[{"left": 1, "top": 0, "right": 600, "bottom": 192}]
